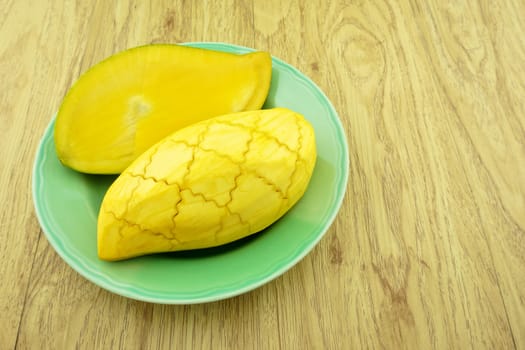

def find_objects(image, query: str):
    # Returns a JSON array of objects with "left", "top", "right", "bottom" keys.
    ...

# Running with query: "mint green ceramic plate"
[{"left": 32, "top": 42, "right": 349, "bottom": 304}]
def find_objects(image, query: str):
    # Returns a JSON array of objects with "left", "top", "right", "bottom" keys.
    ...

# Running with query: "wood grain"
[{"left": 1, "top": 0, "right": 524, "bottom": 349}]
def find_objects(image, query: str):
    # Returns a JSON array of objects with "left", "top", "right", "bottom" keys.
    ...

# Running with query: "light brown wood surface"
[{"left": 1, "top": 0, "right": 524, "bottom": 349}]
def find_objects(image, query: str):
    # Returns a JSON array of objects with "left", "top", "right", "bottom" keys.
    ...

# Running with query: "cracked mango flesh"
[
  {"left": 54, "top": 44, "right": 272, "bottom": 174},
  {"left": 98, "top": 108, "right": 316, "bottom": 261}
]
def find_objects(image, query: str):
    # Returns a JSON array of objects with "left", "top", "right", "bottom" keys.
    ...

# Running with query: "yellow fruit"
[
  {"left": 54, "top": 44, "right": 272, "bottom": 174},
  {"left": 97, "top": 107, "right": 317, "bottom": 261}
]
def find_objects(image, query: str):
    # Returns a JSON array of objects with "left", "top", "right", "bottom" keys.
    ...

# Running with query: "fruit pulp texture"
[{"left": 54, "top": 45, "right": 272, "bottom": 173}]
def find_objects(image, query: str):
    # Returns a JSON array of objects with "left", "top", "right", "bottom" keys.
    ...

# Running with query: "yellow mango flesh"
[
  {"left": 98, "top": 108, "right": 317, "bottom": 261},
  {"left": 54, "top": 44, "right": 272, "bottom": 174}
]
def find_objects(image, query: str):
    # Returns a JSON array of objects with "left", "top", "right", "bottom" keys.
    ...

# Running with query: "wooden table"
[{"left": 2, "top": 0, "right": 524, "bottom": 348}]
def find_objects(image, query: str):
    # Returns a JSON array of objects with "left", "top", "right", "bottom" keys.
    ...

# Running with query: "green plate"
[{"left": 32, "top": 42, "right": 349, "bottom": 304}]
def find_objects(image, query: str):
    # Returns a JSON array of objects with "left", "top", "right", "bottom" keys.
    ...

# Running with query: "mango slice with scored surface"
[
  {"left": 97, "top": 107, "right": 317, "bottom": 261},
  {"left": 54, "top": 44, "right": 272, "bottom": 174}
]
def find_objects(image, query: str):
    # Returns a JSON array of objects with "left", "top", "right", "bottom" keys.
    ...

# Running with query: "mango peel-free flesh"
[
  {"left": 97, "top": 108, "right": 317, "bottom": 260},
  {"left": 54, "top": 44, "right": 272, "bottom": 174}
]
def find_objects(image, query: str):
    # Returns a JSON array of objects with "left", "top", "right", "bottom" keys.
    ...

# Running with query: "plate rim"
[{"left": 32, "top": 42, "right": 350, "bottom": 304}]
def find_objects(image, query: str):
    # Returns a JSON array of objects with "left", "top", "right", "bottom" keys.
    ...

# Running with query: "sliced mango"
[
  {"left": 54, "top": 44, "right": 272, "bottom": 174},
  {"left": 97, "top": 108, "right": 317, "bottom": 261}
]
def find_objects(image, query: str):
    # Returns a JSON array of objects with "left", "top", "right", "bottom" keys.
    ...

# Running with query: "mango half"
[
  {"left": 54, "top": 44, "right": 272, "bottom": 174},
  {"left": 98, "top": 108, "right": 317, "bottom": 261}
]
